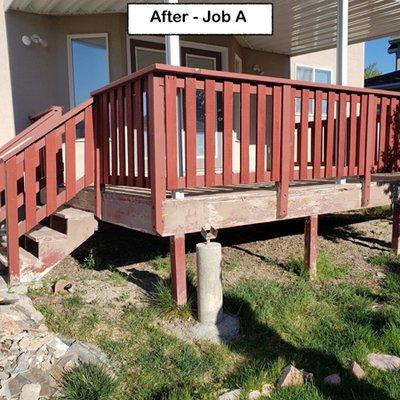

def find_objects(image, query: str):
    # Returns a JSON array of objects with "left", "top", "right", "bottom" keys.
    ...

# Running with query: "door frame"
[{"left": 126, "top": 35, "right": 229, "bottom": 73}]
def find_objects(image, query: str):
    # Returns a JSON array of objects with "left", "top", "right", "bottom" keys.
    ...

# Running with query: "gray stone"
[
  {"left": 260, "top": 383, "right": 274, "bottom": 397},
  {"left": 20, "top": 383, "right": 41, "bottom": 400},
  {"left": 218, "top": 389, "right": 241, "bottom": 400},
  {"left": 376, "top": 272, "right": 386, "bottom": 279},
  {"left": 67, "top": 341, "right": 107, "bottom": 365},
  {"left": 47, "top": 337, "right": 69, "bottom": 359},
  {"left": 22, "top": 368, "right": 58, "bottom": 398},
  {"left": 367, "top": 353, "right": 400, "bottom": 371},
  {"left": 56, "top": 352, "right": 79, "bottom": 372},
  {"left": 0, "top": 278, "right": 7, "bottom": 294},
  {"left": 0, "top": 371, "right": 10, "bottom": 381},
  {"left": 6, "top": 375, "right": 31, "bottom": 398},
  {"left": 324, "top": 373, "right": 341, "bottom": 385},
  {"left": 277, "top": 365, "right": 304, "bottom": 387},
  {"left": 248, "top": 390, "right": 261, "bottom": 399}
]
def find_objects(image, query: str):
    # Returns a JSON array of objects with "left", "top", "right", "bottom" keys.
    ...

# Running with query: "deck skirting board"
[{"left": 161, "top": 181, "right": 399, "bottom": 236}]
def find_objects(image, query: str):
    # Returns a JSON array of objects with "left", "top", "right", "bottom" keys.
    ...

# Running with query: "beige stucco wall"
[
  {"left": 290, "top": 43, "right": 365, "bottom": 87},
  {"left": 0, "top": 2, "right": 16, "bottom": 143}
]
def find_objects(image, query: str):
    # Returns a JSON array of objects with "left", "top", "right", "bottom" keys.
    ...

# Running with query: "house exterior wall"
[
  {"left": 290, "top": 43, "right": 365, "bottom": 87},
  {"left": 0, "top": 2, "right": 16, "bottom": 143}
]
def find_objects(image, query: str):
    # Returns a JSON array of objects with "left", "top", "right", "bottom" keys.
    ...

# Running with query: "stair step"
[
  {"left": 24, "top": 225, "right": 68, "bottom": 266},
  {"left": 0, "top": 246, "right": 43, "bottom": 283},
  {"left": 50, "top": 207, "right": 98, "bottom": 236}
]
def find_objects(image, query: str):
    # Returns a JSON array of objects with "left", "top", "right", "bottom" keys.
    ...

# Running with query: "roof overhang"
[{"left": 4, "top": 0, "right": 400, "bottom": 56}]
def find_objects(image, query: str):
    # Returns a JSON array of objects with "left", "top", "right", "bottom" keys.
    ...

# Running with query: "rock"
[
  {"left": 0, "top": 278, "right": 7, "bottom": 293},
  {"left": 324, "top": 373, "right": 341, "bottom": 385},
  {"left": 47, "top": 337, "right": 69, "bottom": 359},
  {"left": 53, "top": 280, "right": 73, "bottom": 295},
  {"left": 376, "top": 272, "right": 386, "bottom": 279},
  {"left": 367, "top": 353, "right": 400, "bottom": 371},
  {"left": 277, "top": 365, "right": 304, "bottom": 387},
  {"left": 22, "top": 368, "right": 58, "bottom": 398},
  {"left": 56, "top": 353, "right": 79, "bottom": 372},
  {"left": 261, "top": 383, "right": 274, "bottom": 397},
  {"left": 218, "top": 389, "right": 242, "bottom": 400},
  {"left": 20, "top": 383, "right": 41, "bottom": 400},
  {"left": 0, "top": 371, "right": 10, "bottom": 381},
  {"left": 0, "top": 315, "right": 23, "bottom": 336},
  {"left": 6, "top": 374, "right": 31, "bottom": 398},
  {"left": 248, "top": 390, "right": 261, "bottom": 399},
  {"left": 67, "top": 341, "right": 107, "bottom": 365},
  {"left": 14, "top": 298, "right": 44, "bottom": 324},
  {"left": 348, "top": 361, "right": 365, "bottom": 379},
  {"left": 10, "top": 285, "right": 28, "bottom": 296},
  {"left": 303, "top": 371, "right": 314, "bottom": 383}
]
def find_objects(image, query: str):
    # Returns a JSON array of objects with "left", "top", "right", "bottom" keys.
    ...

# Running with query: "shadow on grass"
[{"left": 221, "top": 292, "right": 394, "bottom": 400}]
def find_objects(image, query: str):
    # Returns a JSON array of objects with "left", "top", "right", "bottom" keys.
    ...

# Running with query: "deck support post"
[
  {"left": 170, "top": 234, "right": 187, "bottom": 306},
  {"left": 392, "top": 202, "right": 400, "bottom": 255},
  {"left": 304, "top": 215, "right": 318, "bottom": 281}
]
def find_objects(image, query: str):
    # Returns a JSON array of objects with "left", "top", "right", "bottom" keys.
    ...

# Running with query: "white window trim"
[
  {"left": 234, "top": 53, "right": 243, "bottom": 73},
  {"left": 294, "top": 63, "right": 333, "bottom": 84},
  {"left": 67, "top": 33, "right": 110, "bottom": 108},
  {"left": 126, "top": 35, "right": 229, "bottom": 73},
  {"left": 294, "top": 64, "right": 333, "bottom": 116}
]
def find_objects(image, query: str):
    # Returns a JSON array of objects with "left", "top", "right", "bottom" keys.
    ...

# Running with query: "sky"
[{"left": 365, "top": 37, "right": 396, "bottom": 74}]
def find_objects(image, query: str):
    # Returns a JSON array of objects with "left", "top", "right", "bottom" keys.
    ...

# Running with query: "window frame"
[
  {"left": 295, "top": 64, "right": 333, "bottom": 115},
  {"left": 67, "top": 33, "right": 110, "bottom": 108}
]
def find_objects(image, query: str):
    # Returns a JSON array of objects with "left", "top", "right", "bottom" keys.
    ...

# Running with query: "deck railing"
[
  {"left": 92, "top": 64, "right": 400, "bottom": 235},
  {"left": 0, "top": 99, "right": 94, "bottom": 284}
]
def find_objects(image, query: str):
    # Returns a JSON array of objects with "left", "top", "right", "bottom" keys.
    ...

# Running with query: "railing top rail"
[
  {"left": 0, "top": 107, "right": 62, "bottom": 159},
  {"left": 92, "top": 63, "right": 400, "bottom": 99},
  {"left": 0, "top": 98, "right": 93, "bottom": 163}
]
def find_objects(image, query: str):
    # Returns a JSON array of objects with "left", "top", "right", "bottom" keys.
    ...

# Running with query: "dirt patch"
[{"left": 37, "top": 209, "right": 395, "bottom": 316}]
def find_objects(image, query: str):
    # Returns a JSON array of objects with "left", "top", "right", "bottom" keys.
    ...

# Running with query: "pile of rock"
[{"left": 0, "top": 282, "right": 110, "bottom": 400}]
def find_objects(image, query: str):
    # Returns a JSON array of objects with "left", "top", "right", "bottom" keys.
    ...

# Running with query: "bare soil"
[{"left": 42, "top": 208, "right": 394, "bottom": 316}]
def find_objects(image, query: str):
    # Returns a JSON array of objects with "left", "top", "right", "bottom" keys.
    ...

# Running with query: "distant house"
[{"left": 365, "top": 37, "right": 400, "bottom": 91}]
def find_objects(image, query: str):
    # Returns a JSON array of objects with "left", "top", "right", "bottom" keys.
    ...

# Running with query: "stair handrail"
[{"left": 0, "top": 99, "right": 93, "bottom": 162}]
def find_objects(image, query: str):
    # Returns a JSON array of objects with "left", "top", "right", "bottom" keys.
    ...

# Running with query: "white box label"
[{"left": 128, "top": 3, "right": 273, "bottom": 35}]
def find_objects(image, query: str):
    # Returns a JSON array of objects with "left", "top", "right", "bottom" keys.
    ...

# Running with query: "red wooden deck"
[{"left": 1, "top": 63, "right": 400, "bottom": 305}]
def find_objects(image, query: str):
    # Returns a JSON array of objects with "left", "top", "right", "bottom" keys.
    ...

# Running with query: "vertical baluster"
[
  {"left": 240, "top": 83, "right": 250, "bottom": 184},
  {"left": 362, "top": 94, "right": 376, "bottom": 206},
  {"left": 313, "top": 91, "right": 323, "bottom": 179},
  {"left": 223, "top": 81, "right": 233, "bottom": 186},
  {"left": 205, "top": 80, "right": 216, "bottom": 186},
  {"left": 325, "top": 91, "right": 336, "bottom": 177},
  {"left": 24, "top": 146, "right": 38, "bottom": 231},
  {"left": 256, "top": 84, "right": 267, "bottom": 182},
  {"left": 5, "top": 158, "right": 20, "bottom": 285},
  {"left": 117, "top": 86, "right": 126, "bottom": 185},
  {"left": 337, "top": 92, "right": 347, "bottom": 177},
  {"left": 165, "top": 75, "right": 179, "bottom": 190},
  {"left": 110, "top": 90, "right": 118, "bottom": 185},
  {"left": 84, "top": 106, "right": 94, "bottom": 186},
  {"left": 271, "top": 86, "right": 282, "bottom": 182},
  {"left": 185, "top": 78, "right": 197, "bottom": 187},
  {"left": 358, "top": 95, "right": 368, "bottom": 175},
  {"left": 348, "top": 94, "right": 358, "bottom": 175},
  {"left": 300, "top": 89, "right": 309, "bottom": 179},
  {"left": 134, "top": 80, "right": 145, "bottom": 187},
  {"left": 126, "top": 83, "right": 135, "bottom": 186},
  {"left": 101, "top": 93, "right": 110, "bottom": 184},
  {"left": 65, "top": 118, "right": 76, "bottom": 202},
  {"left": 45, "top": 131, "right": 58, "bottom": 214},
  {"left": 378, "top": 97, "right": 388, "bottom": 171}
]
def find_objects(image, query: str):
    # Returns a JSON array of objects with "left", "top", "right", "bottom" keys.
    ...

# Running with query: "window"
[
  {"left": 295, "top": 65, "right": 332, "bottom": 114},
  {"left": 135, "top": 47, "right": 165, "bottom": 70},
  {"left": 68, "top": 34, "right": 109, "bottom": 107},
  {"left": 234, "top": 53, "right": 243, "bottom": 73}
]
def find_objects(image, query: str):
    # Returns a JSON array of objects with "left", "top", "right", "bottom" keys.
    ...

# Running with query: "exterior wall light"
[{"left": 21, "top": 34, "right": 48, "bottom": 48}]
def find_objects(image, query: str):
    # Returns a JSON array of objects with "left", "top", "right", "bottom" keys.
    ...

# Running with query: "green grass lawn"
[{"left": 32, "top": 265, "right": 400, "bottom": 400}]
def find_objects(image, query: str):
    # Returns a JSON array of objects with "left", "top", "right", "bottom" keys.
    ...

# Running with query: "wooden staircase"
[
  {"left": 1, "top": 207, "right": 97, "bottom": 283},
  {"left": 0, "top": 99, "right": 96, "bottom": 285}
]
